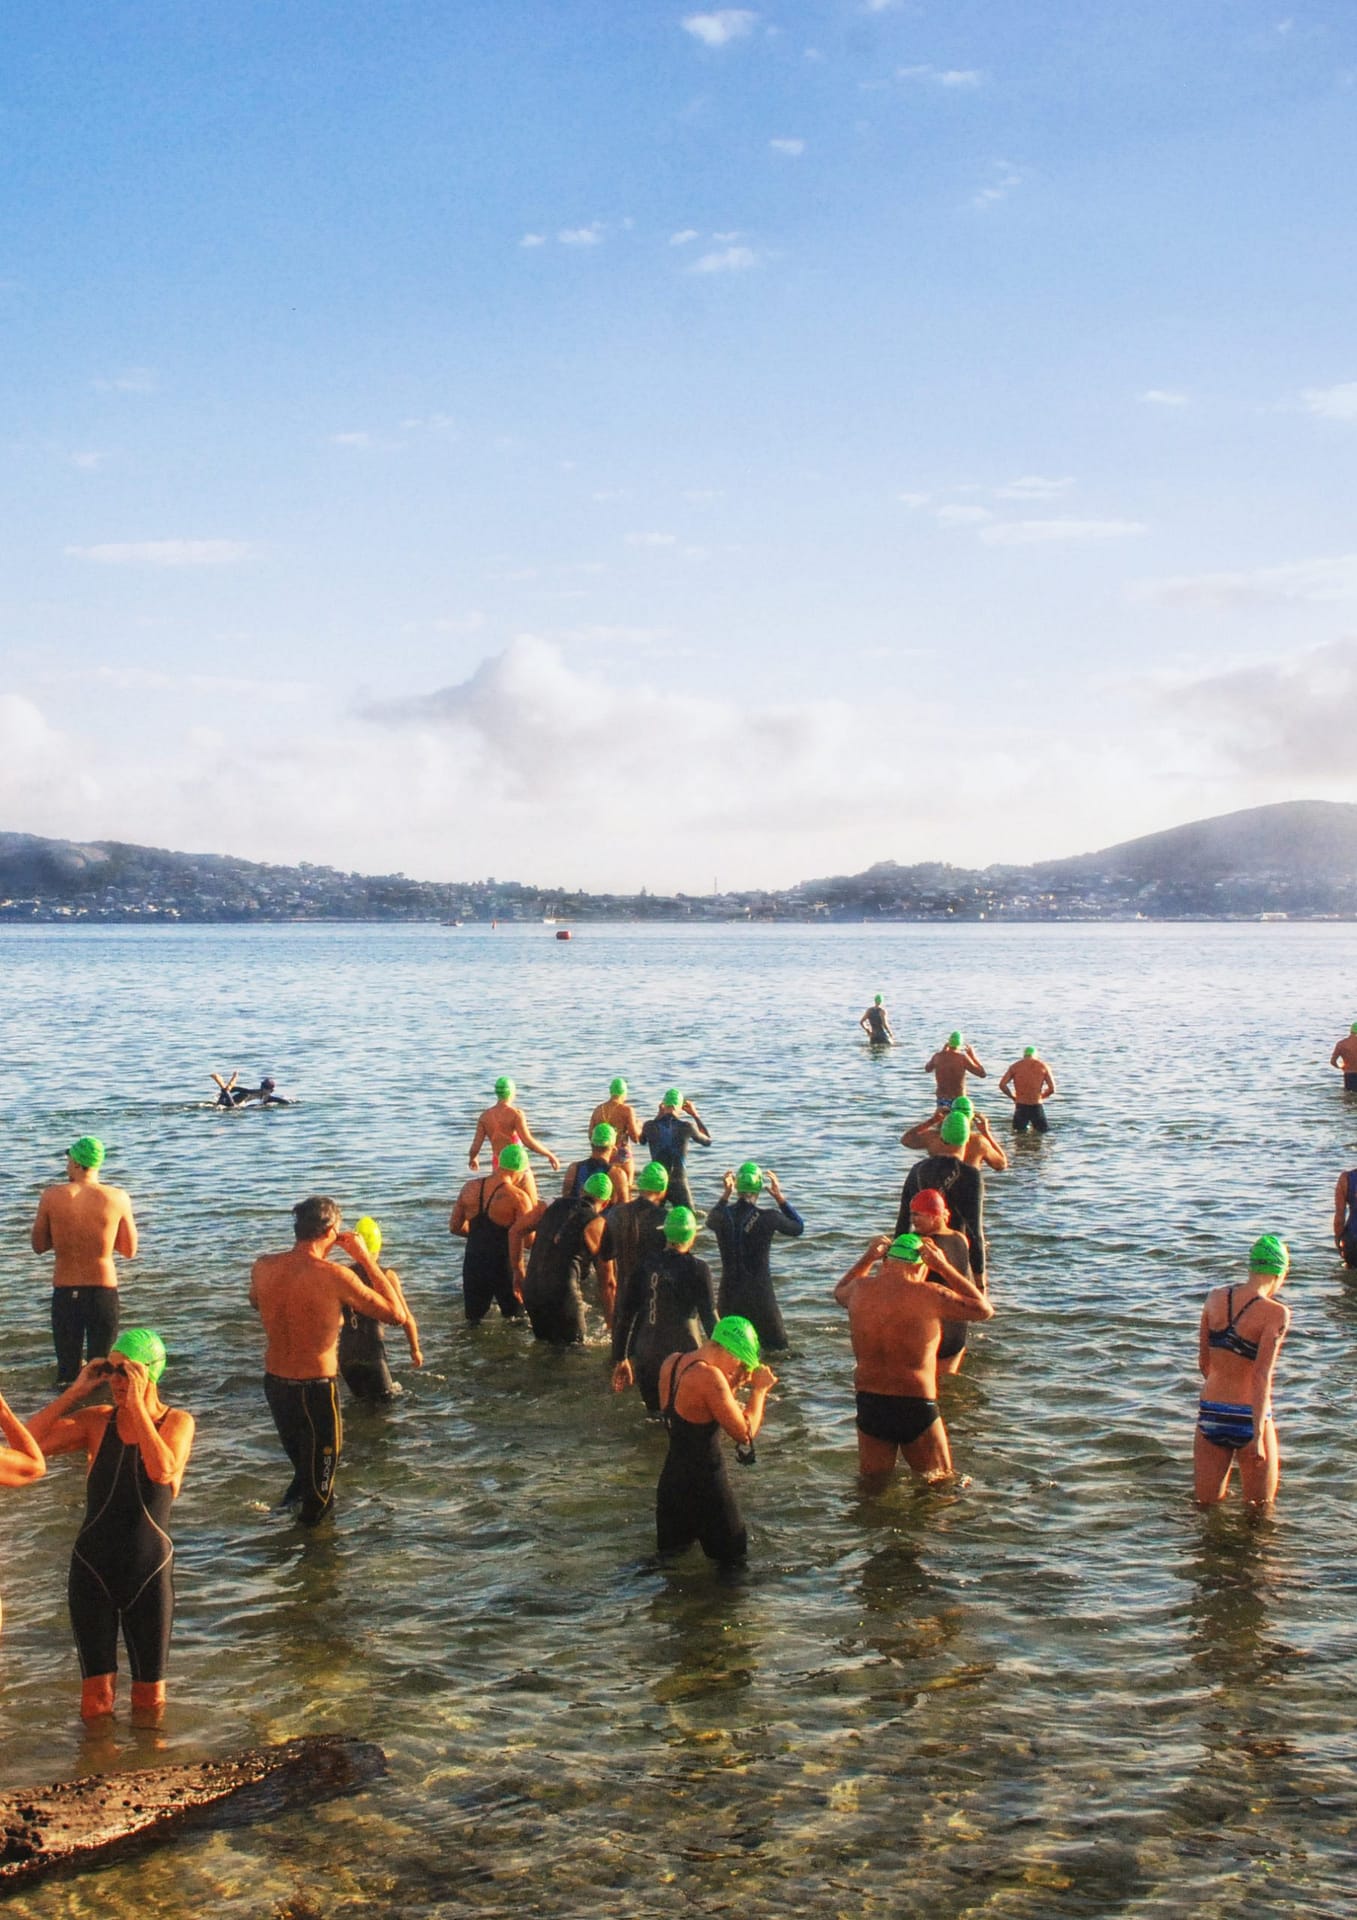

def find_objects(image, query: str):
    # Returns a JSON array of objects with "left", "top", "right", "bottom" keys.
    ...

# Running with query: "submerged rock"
[{"left": 0, "top": 1734, "right": 386, "bottom": 1886}]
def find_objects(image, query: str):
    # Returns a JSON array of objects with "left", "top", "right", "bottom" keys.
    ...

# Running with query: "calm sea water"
[{"left": 2, "top": 922, "right": 1356, "bottom": 1918}]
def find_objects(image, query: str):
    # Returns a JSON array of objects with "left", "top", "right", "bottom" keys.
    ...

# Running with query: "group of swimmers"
[{"left": 3, "top": 1011, "right": 1355, "bottom": 1723}]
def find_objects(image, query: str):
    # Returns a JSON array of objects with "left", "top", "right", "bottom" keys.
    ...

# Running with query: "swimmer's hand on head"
[
  {"left": 722, "top": 1169, "right": 737, "bottom": 1194},
  {"left": 747, "top": 1364, "right": 778, "bottom": 1394},
  {"left": 866, "top": 1234, "right": 892, "bottom": 1262},
  {"left": 765, "top": 1170, "right": 785, "bottom": 1202}
]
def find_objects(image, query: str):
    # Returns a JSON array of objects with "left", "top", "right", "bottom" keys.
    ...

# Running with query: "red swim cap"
[{"left": 909, "top": 1189, "right": 948, "bottom": 1217}]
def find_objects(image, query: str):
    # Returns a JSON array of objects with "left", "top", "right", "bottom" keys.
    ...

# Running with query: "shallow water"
[{"left": 2, "top": 921, "right": 1356, "bottom": 1917}]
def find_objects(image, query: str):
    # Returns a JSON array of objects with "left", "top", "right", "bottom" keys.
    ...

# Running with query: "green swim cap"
[
  {"left": 1249, "top": 1234, "right": 1289, "bottom": 1275},
  {"left": 711, "top": 1315, "right": 760, "bottom": 1370},
  {"left": 583, "top": 1171, "right": 613, "bottom": 1202},
  {"left": 610, "top": 1076, "right": 627, "bottom": 1098},
  {"left": 498, "top": 1142, "right": 529, "bottom": 1172},
  {"left": 1351, "top": 1022, "right": 1357, "bottom": 1036},
  {"left": 66, "top": 1136, "right": 105, "bottom": 1169},
  {"left": 874, "top": 995, "right": 883, "bottom": 1006},
  {"left": 663, "top": 1088, "right": 683, "bottom": 1109},
  {"left": 495, "top": 1075, "right": 515, "bottom": 1099},
  {"left": 591, "top": 1122, "right": 617, "bottom": 1148},
  {"left": 663, "top": 1205, "right": 698, "bottom": 1244},
  {"left": 110, "top": 1327, "right": 166, "bottom": 1384},
  {"left": 1023, "top": 1046, "right": 1036, "bottom": 1058},
  {"left": 948, "top": 1031, "right": 963, "bottom": 1048},
  {"left": 638, "top": 1162, "right": 669, "bottom": 1194},
  {"left": 354, "top": 1215, "right": 383, "bottom": 1257},
  {"left": 951, "top": 1095, "right": 974, "bottom": 1117},
  {"left": 888, "top": 1232, "right": 925, "bottom": 1263},
  {"left": 735, "top": 1161, "right": 763, "bottom": 1196},
  {"left": 940, "top": 1111, "right": 971, "bottom": 1147}
]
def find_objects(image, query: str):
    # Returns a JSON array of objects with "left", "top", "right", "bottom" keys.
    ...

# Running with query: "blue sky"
[{"left": 3, "top": 0, "right": 1355, "bottom": 889}]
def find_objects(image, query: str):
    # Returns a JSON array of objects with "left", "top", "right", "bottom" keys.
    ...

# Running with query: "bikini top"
[{"left": 1206, "top": 1287, "right": 1262, "bottom": 1363}]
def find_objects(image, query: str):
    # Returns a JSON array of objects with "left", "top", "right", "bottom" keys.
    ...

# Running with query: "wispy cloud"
[
  {"left": 898, "top": 64, "right": 984, "bottom": 88},
  {"left": 519, "top": 232, "right": 546, "bottom": 248},
  {"left": 1140, "top": 388, "right": 1191, "bottom": 407},
  {"left": 681, "top": 10, "right": 757, "bottom": 47},
  {"left": 770, "top": 136, "right": 806, "bottom": 156},
  {"left": 1147, "top": 637, "right": 1357, "bottom": 779},
  {"left": 330, "top": 431, "right": 374, "bottom": 448},
  {"left": 669, "top": 229, "right": 701, "bottom": 247},
  {"left": 972, "top": 161, "right": 1023, "bottom": 209},
  {"left": 691, "top": 245, "right": 759, "bottom": 274},
  {"left": 1300, "top": 382, "right": 1357, "bottom": 421},
  {"left": 70, "top": 451, "right": 107, "bottom": 472},
  {"left": 980, "top": 519, "right": 1146, "bottom": 547},
  {"left": 93, "top": 367, "right": 157, "bottom": 394},
  {"left": 1132, "top": 554, "right": 1357, "bottom": 609},
  {"left": 65, "top": 539, "right": 252, "bottom": 568},
  {"left": 626, "top": 531, "right": 679, "bottom": 548},
  {"left": 995, "top": 475, "right": 1074, "bottom": 502},
  {"left": 937, "top": 504, "right": 993, "bottom": 527},
  {"left": 558, "top": 223, "right": 604, "bottom": 246}
]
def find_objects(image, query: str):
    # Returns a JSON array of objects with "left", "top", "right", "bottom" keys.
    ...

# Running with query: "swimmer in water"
[
  {"left": 923, "top": 1031, "right": 985, "bottom": 1107},
  {"left": 612, "top": 1205, "right": 718, "bottom": 1412},
  {"left": 834, "top": 1232, "right": 992, "bottom": 1489},
  {"left": 1195, "top": 1236, "right": 1291, "bottom": 1508},
  {"left": 596, "top": 1161, "right": 671, "bottom": 1328},
  {"left": 998, "top": 1047, "right": 1056, "bottom": 1134},
  {"left": 860, "top": 996, "right": 894, "bottom": 1046},
  {"left": 514, "top": 1172, "right": 616, "bottom": 1342},
  {"left": 655, "top": 1316, "right": 776, "bottom": 1568},
  {"left": 468, "top": 1076, "right": 559, "bottom": 1206},
  {"left": 900, "top": 1095, "right": 1007, "bottom": 1172},
  {"left": 1330, "top": 1023, "right": 1357, "bottom": 1093},
  {"left": 639, "top": 1089, "right": 712, "bottom": 1212},
  {"left": 1334, "top": 1164, "right": 1357, "bottom": 1269},
  {"left": 212, "top": 1074, "right": 291, "bottom": 1107},
  {"left": 897, "top": 1111, "right": 988, "bottom": 1278},
  {"left": 32, "top": 1137, "right": 138, "bottom": 1384},
  {"left": 588, "top": 1078, "right": 642, "bottom": 1200},
  {"left": 337, "top": 1216, "right": 424, "bottom": 1403},
  {"left": 450, "top": 1143, "right": 536, "bottom": 1324},
  {"left": 906, "top": 1188, "right": 984, "bottom": 1377},
  {"left": 560, "top": 1125, "right": 628, "bottom": 1207},
  {"left": 707, "top": 1162, "right": 804, "bottom": 1352},
  {"left": 27, "top": 1329, "right": 194, "bottom": 1723}
]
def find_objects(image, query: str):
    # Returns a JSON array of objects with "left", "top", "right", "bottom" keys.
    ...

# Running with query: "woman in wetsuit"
[
  {"left": 27, "top": 1328, "right": 194, "bottom": 1722},
  {"left": 450, "top": 1144, "right": 537, "bottom": 1324},
  {"left": 1195, "top": 1235, "right": 1291, "bottom": 1508},
  {"left": 655, "top": 1316, "right": 776, "bottom": 1567},
  {"left": 611, "top": 1205, "right": 718, "bottom": 1412},
  {"left": 338, "top": 1215, "right": 423, "bottom": 1401}
]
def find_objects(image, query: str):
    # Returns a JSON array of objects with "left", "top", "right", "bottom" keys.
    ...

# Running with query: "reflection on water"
[{"left": 3, "top": 921, "right": 1357, "bottom": 1916}]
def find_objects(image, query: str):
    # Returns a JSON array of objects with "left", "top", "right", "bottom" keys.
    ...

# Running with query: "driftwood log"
[{"left": 0, "top": 1734, "right": 386, "bottom": 1886}]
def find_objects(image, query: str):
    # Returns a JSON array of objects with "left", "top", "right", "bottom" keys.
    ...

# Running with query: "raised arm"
[
  {"left": 685, "top": 1107, "right": 712, "bottom": 1146},
  {"left": 26, "top": 1366, "right": 109, "bottom": 1456},
  {"left": 919, "top": 1243, "right": 989, "bottom": 1308},
  {"left": 834, "top": 1237, "right": 889, "bottom": 1307},
  {"left": 704, "top": 1364, "right": 775, "bottom": 1445},
  {"left": 965, "top": 1047, "right": 987, "bottom": 1078},
  {"left": 764, "top": 1173, "right": 803, "bottom": 1236},
  {"left": 0, "top": 1391, "right": 45, "bottom": 1487},
  {"left": 971, "top": 1114, "right": 1008, "bottom": 1171},
  {"left": 900, "top": 1116, "right": 941, "bottom": 1151},
  {"left": 908, "top": 1275, "right": 993, "bottom": 1322},
  {"left": 120, "top": 1363, "right": 194, "bottom": 1493}
]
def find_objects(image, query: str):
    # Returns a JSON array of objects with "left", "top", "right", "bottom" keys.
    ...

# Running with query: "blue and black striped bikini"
[{"left": 1198, "top": 1288, "right": 1266, "bottom": 1451}]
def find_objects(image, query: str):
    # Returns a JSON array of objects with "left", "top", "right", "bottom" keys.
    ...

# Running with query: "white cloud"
[
  {"left": 1140, "top": 388, "right": 1190, "bottom": 407},
  {"left": 1132, "top": 554, "right": 1357, "bottom": 609},
  {"left": 669, "top": 229, "right": 701, "bottom": 247},
  {"left": 681, "top": 10, "right": 757, "bottom": 47},
  {"left": 972, "top": 161, "right": 1023, "bottom": 209},
  {"left": 65, "top": 540, "right": 253, "bottom": 568},
  {"left": 980, "top": 519, "right": 1146, "bottom": 547},
  {"left": 330, "top": 431, "right": 373, "bottom": 448},
  {"left": 519, "top": 232, "right": 546, "bottom": 248},
  {"left": 691, "top": 245, "right": 759, "bottom": 274},
  {"left": 770, "top": 137, "right": 806, "bottom": 156},
  {"left": 994, "top": 475, "right": 1074, "bottom": 501},
  {"left": 626, "top": 531, "right": 679, "bottom": 548},
  {"left": 558, "top": 224, "right": 604, "bottom": 246},
  {"left": 1146, "top": 637, "right": 1357, "bottom": 780},
  {"left": 936, "top": 504, "right": 993, "bottom": 527},
  {"left": 898, "top": 65, "right": 983, "bottom": 88},
  {"left": 1300, "top": 382, "right": 1357, "bottom": 421},
  {"left": 93, "top": 367, "right": 157, "bottom": 394}
]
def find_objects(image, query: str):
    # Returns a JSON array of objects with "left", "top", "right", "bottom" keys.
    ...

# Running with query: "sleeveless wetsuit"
[
  {"left": 709, "top": 1195, "right": 803, "bottom": 1351},
  {"left": 51, "top": 1286, "right": 120, "bottom": 1383},
  {"left": 521, "top": 1195, "right": 595, "bottom": 1344},
  {"left": 68, "top": 1411, "right": 176, "bottom": 1684},
  {"left": 338, "top": 1265, "right": 395, "bottom": 1402},
  {"left": 612, "top": 1247, "right": 718, "bottom": 1411},
  {"left": 639, "top": 1114, "right": 709, "bottom": 1212},
  {"left": 897, "top": 1155, "right": 986, "bottom": 1278},
  {"left": 656, "top": 1356, "right": 747, "bottom": 1564},
  {"left": 864, "top": 1007, "right": 890, "bottom": 1042},
  {"left": 462, "top": 1176, "right": 523, "bottom": 1324},
  {"left": 565, "top": 1158, "right": 615, "bottom": 1200}
]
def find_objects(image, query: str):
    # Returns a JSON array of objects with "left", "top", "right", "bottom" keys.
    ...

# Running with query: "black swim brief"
[
  {"left": 1346, "top": 1072, "right": 1357, "bottom": 1093},
  {"left": 1012, "top": 1102, "right": 1049, "bottom": 1133},
  {"left": 855, "top": 1390, "right": 940, "bottom": 1449}
]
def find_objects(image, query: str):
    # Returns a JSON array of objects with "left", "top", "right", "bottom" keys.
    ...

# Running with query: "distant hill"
[{"left": 1031, "top": 800, "right": 1357, "bottom": 886}]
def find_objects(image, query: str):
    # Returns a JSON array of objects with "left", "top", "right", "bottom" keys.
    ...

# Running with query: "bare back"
[
  {"left": 927, "top": 1051, "right": 971, "bottom": 1100},
  {"left": 1002, "top": 1057, "right": 1052, "bottom": 1103},
  {"left": 1333, "top": 1035, "right": 1357, "bottom": 1070},
  {"left": 844, "top": 1269, "right": 974, "bottom": 1397},
  {"left": 250, "top": 1248, "right": 385, "bottom": 1377},
  {"left": 32, "top": 1180, "right": 136, "bottom": 1289}
]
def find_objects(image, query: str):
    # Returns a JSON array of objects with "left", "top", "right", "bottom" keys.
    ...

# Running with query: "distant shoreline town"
[{"left": 2, "top": 801, "right": 1357, "bottom": 925}]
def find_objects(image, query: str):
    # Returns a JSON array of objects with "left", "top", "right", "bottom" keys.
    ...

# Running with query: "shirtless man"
[
  {"left": 998, "top": 1046, "right": 1056, "bottom": 1133},
  {"left": 860, "top": 996, "right": 894, "bottom": 1046},
  {"left": 834, "top": 1230, "right": 992, "bottom": 1487},
  {"left": 924, "top": 1031, "right": 985, "bottom": 1106},
  {"left": 469, "top": 1076, "right": 559, "bottom": 1204},
  {"left": 1333, "top": 1163, "right": 1357, "bottom": 1269},
  {"left": 32, "top": 1137, "right": 138, "bottom": 1383},
  {"left": 1331, "top": 1023, "right": 1357, "bottom": 1093},
  {"left": 249, "top": 1195, "right": 409, "bottom": 1524},
  {"left": 901, "top": 1095, "right": 1008, "bottom": 1172},
  {"left": 588, "top": 1078, "right": 642, "bottom": 1199}
]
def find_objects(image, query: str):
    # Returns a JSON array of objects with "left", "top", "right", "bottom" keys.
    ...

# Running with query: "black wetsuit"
[
  {"left": 51, "top": 1286, "right": 120, "bottom": 1384},
  {"left": 598, "top": 1197, "right": 668, "bottom": 1306},
  {"left": 264, "top": 1374, "right": 342, "bottom": 1525},
  {"left": 708, "top": 1194, "right": 804, "bottom": 1351},
  {"left": 864, "top": 1007, "right": 891, "bottom": 1042},
  {"left": 930, "top": 1228, "right": 979, "bottom": 1361},
  {"left": 461, "top": 1175, "right": 523, "bottom": 1324},
  {"left": 1343, "top": 1169, "right": 1357, "bottom": 1269},
  {"left": 565, "top": 1156, "right": 614, "bottom": 1199},
  {"left": 656, "top": 1355, "right": 746, "bottom": 1564},
  {"left": 639, "top": 1114, "right": 710, "bottom": 1211},
  {"left": 68, "top": 1411, "right": 176, "bottom": 1684},
  {"left": 521, "top": 1195, "right": 595, "bottom": 1344},
  {"left": 897, "top": 1154, "right": 986, "bottom": 1278},
  {"left": 612, "top": 1247, "right": 718, "bottom": 1411},
  {"left": 338, "top": 1265, "right": 395, "bottom": 1402}
]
